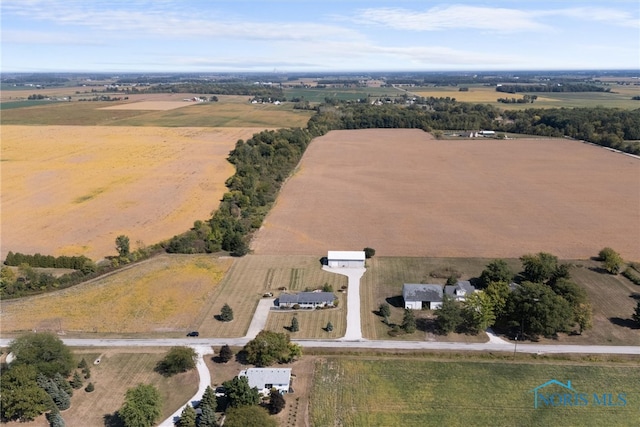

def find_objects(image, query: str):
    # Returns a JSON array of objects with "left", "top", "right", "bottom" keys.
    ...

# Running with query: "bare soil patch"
[
  {"left": 251, "top": 129, "right": 639, "bottom": 260},
  {"left": 1, "top": 125, "right": 261, "bottom": 260}
]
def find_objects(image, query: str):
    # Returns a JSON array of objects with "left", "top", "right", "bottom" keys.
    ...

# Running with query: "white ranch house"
[
  {"left": 238, "top": 368, "right": 292, "bottom": 395},
  {"left": 327, "top": 250, "right": 365, "bottom": 268},
  {"left": 277, "top": 291, "right": 337, "bottom": 308}
]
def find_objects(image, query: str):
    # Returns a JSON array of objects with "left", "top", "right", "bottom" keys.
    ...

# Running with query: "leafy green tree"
[
  {"left": 118, "top": 384, "right": 162, "bottom": 427},
  {"left": 290, "top": 316, "right": 299, "bottom": 332},
  {"left": 363, "top": 247, "right": 376, "bottom": 258},
  {"left": 0, "top": 365, "right": 53, "bottom": 422},
  {"left": 378, "top": 302, "right": 391, "bottom": 319},
  {"left": 222, "top": 376, "right": 260, "bottom": 409},
  {"left": 219, "top": 344, "right": 234, "bottom": 363},
  {"left": 220, "top": 303, "right": 234, "bottom": 322},
  {"left": 401, "top": 308, "right": 416, "bottom": 333},
  {"left": 177, "top": 404, "right": 196, "bottom": 427},
  {"left": 485, "top": 281, "right": 510, "bottom": 319},
  {"left": 599, "top": 247, "right": 623, "bottom": 274},
  {"left": 633, "top": 301, "right": 640, "bottom": 325},
  {"left": 436, "top": 295, "right": 463, "bottom": 334},
  {"left": 243, "top": 330, "right": 299, "bottom": 366},
  {"left": 9, "top": 332, "right": 75, "bottom": 377},
  {"left": 268, "top": 389, "right": 286, "bottom": 414},
  {"left": 479, "top": 259, "right": 513, "bottom": 287},
  {"left": 520, "top": 252, "right": 558, "bottom": 283},
  {"left": 156, "top": 346, "right": 197, "bottom": 376},
  {"left": 505, "top": 281, "right": 573, "bottom": 339},
  {"left": 462, "top": 292, "right": 496, "bottom": 334},
  {"left": 116, "top": 235, "right": 130, "bottom": 257},
  {"left": 224, "top": 405, "right": 276, "bottom": 427}
]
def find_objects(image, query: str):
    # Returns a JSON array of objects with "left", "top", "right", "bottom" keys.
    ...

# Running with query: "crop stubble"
[
  {"left": 1, "top": 125, "right": 260, "bottom": 260},
  {"left": 252, "top": 129, "right": 639, "bottom": 260}
]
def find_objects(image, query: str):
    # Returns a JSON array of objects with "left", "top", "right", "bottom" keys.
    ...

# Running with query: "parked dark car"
[{"left": 187, "top": 331, "right": 199, "bottom": 337}]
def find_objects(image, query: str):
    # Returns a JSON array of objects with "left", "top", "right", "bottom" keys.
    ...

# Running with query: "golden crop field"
[
  {"left": 1, "top": 125, "right": 262, "bottom": 261},
  {"left": 0, "top": 254, "right": 232, "bottom": 334}
]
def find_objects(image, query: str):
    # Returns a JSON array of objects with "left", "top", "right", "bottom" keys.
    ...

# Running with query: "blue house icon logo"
[{"left": 530, "top": 379, "right": 577, "bottom": 409}]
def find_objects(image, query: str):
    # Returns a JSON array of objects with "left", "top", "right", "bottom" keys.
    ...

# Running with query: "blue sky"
[{"left": 2, "top": 0, "right": 639, "bottom": 73}]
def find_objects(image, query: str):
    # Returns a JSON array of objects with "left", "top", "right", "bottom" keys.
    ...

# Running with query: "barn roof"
[
  {"left": 238, "top": 368, "right": 291, "bottom": 389},
  {"left": 327, "top": 250, "right": 365, "bottom": 261},
  {"left": 402, "top": 284, "right": 443, "bottom": 302}
]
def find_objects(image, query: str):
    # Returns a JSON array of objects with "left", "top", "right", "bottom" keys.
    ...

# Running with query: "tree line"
[
  {"left": 4, "top": 252, "right": 91, "bottom": 269},
  {"left": 143, "top": 82, "right": 285, "bottom": 98},
  {"left": 496, "top": 83, "right": 610, "bottom": 93}
]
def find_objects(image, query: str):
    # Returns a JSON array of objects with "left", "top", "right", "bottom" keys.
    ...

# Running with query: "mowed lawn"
[
  {"left": 360, "top": 257, "right": 640, "bottom": 345},
  {"left": 310, "top": 357, "right": 640, "bottom": 427},
  {"left": 198, "top": 255, "right": 347, "bottom": 338},
  {"left": 4, "top": 348, "right": 198, "bottom": 427},
  {"left": 0, "top": 254, "right": 232, "bottom": 335}
]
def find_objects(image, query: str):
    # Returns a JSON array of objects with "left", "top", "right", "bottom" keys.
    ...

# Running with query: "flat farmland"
[
  {"left": 1, "top": 125, "right": 261, "bottom": 260},
  {"left": 0, "top": 254, "right": 232, "bottom": 335},
  {"left": 197, "top": 255, "right": 347, "bottom": 338},
  {"left": 309, "top": 357, "right": 640, "bottom": 427},
  {"left": 251, "top": 129, "right": 640, "bottom": 261}
]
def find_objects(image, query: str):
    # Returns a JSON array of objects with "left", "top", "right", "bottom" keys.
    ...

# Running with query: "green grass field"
[
  {"left": 0, "top": 96, "right": 313, "bottom": 127},
  {"left": 310, "top": 357, "right": 640, "bottom": 427}
]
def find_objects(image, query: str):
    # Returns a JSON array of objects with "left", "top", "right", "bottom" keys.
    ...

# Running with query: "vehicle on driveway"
[{"left": 186, "top": 331, "right": 199, "bottom": 337}]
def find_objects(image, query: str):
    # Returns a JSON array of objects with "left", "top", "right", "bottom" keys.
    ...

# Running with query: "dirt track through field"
[
  {"left": 1, "top": 125, "right": 259, "bottom": 260},
  {"left": 251, "top": 129, "right": 640, "bottom": 260}
]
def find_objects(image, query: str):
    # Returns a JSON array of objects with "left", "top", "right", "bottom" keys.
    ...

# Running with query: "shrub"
[
  {"left": 85, "top": 382, "right": 94, "bottom": 393},
  {"left": 622, "top": 267, "right": 640, "bottom": 286},
  {"left": 156, "top": 346, "right": 197, "bottom": 376}
]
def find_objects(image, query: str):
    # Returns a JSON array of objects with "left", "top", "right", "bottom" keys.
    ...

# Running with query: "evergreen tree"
[
  {"left": 222, "top": 376, "right": 259, "bottom": 409},
  {"left": 47, "top": 408, "right": 66, "bottom": 427},
  {"left": 378, "top": 303, "right": 391, "bottom": 319},
  {"left": 53, "top": 373, "right": 73, "bottom": 397},
  {"left": 633, "top": 301, "right": 640, "bottom": 325},
  {"left": 177, "top": 405, "right": 196, "bottom": 427},
  {"left": 290, "top": 316, "right": 299, "bottom": 332},
  {"left": 401, "top": 309, "right": 416, "bottom": 333},
  {"left": 219, "top": 345, "right": 233, "bottom": 363},
  {"left": 71, "top": 371, "right": 83, "bottom": 389},
  {"left": 85, "top": 382, "right": 95, "bottom": 393},
  {"left": 220, "top": 304, "right": 234, "bottom": 322},
  {"left": 325, "top": 321, "right": 334, "bottom": 332},
  {"left": 198, "top": 386, "right": 217, "bottom": 427}
]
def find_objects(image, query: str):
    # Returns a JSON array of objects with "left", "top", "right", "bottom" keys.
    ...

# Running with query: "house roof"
[
  {"left": 327, "top": 250, "right": 366, "bottom": 261},
  {"left": 239, "top": 368, "right": 292, "bottom": 389},
  {"left": 278, "top": 292, "right": 336, "bottom": 304},
  {"left": 445, "top": 280, "right": 475, "bottom": 296},
  {"left": 402, "top": 284, "right": 443, "bottom": 302}
]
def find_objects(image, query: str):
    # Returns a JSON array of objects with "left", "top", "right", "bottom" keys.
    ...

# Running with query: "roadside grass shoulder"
[{"left": 310, "top": 357, "right": 640, "bottom": 427}]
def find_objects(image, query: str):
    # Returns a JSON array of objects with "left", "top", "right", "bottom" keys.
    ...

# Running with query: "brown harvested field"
[
  {"left": 99, "top": 100, "right": 195, "bottom": 110},
  {"left": 1, "top": 125, "right": 261, "bottom": 261},
  {"left": 0, "top": 254, "right": 232, "bottom": 335},
  {"left": 251, "top": 129, "right": 640, "bottom": 260}
]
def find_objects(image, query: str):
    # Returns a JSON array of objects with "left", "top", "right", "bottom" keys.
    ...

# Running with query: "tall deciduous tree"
[
  {"left": 520, "top": 252, "right": 558, "bottom": 283},
  {"left": 224, "top": 405, "right": 276, "bottom": 427},
  {"left": 156, "top": 346, "right": 197, "bottom": 376},
  {"left": 9, "top": 332, "right": 75, "bottom": 377},
  {"left": 479, "top": 259, "right": 513, "bottom": 287},
  {"left": 243, "top": 330, "right": 301, "bottom": 366},
  {"left": 222, "top": 376, "right": 259, "bottom": 409},
  {"left": 462, "top": 292, "right": 496, "bottom": 334},
  {"left": 0, "top": 365, "right": 53, "bottom": 422},
  {"left": 118, "top": 384, "right": 162, "bottom": 427},
  {"left": 115, "top": 235, "right": 130, "bottom": 257},
  {"left": 436, "top": 295, "right": 463, "bottom": 334},
  {"left": 599, "top": 247, "right": 623, "bottom": 274}
]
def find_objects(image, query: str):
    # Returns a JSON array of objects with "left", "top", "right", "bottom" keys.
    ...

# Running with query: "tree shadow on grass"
[
  {"left": 385, "top": 295, "right": 404, "bottom": 308},
  {"left": 103, "top": 412, "right": 124, "bottom": 427},
  {"left": 609, "top": 317, "right": 639, "bottom": 329}
]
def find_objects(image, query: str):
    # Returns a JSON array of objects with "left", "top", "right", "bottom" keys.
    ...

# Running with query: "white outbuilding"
[
  {"left": 238, "top": 368, "right": 292, "bottom": 395},
  {"left": 327, "top": 251, "right": 366, "bottom": 268}
]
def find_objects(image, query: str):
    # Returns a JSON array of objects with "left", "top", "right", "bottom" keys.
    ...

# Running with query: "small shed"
[
  {"left": 238, "top": 368, "right": 292, "bottom": 395},
  {"left": 327, "top": 251, "right": 366, "bottom": 268},
  {"left": 402, "top": 284, "right": 444, "bottom": 310}
]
